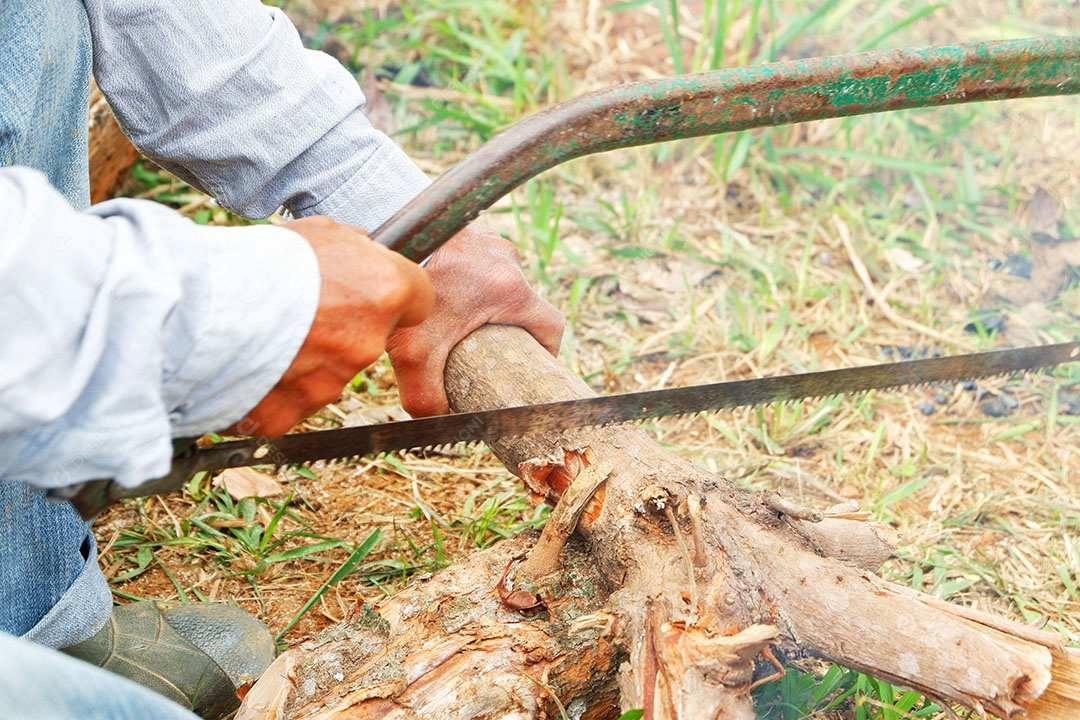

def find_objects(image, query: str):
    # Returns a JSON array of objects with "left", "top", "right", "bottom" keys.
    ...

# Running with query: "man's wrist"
[{"left": 291, "top": 137, "right": 432, "bottom": 232}]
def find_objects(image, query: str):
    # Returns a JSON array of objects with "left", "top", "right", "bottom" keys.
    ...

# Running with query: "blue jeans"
[
  {"left": 0, "top": 632, "right": 201, "bottom": 719},
  {"left": 0, "top": 0, "right": 112, "bottom": 649}
]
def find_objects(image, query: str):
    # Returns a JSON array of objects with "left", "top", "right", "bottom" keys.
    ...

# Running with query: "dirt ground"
[{"left": 92, "top": 0, "right": 1079, "bottom": 712}]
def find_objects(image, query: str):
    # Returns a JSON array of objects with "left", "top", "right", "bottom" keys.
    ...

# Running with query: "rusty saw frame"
[
  {"left": 372, "top": 36, "right": 1080, "bottom": 260},
  {"left": 60, "top": 37, "right": 1080, "bottom": 519}
]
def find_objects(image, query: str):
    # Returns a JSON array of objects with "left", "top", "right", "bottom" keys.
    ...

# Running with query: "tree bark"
[
  {"left": 237, "top": 325, "right": 1079, "bottom": 720},
  {"left": 89, "top": 83, "right": 139, "bottom": 204}
]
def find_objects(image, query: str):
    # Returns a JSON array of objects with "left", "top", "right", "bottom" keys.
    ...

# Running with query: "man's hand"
[
  {"left": 386, "top": 221, "right": 565, "bottom": 417},
  {"left": 230, "top": 216, "right": 434, "bottom": 437}
]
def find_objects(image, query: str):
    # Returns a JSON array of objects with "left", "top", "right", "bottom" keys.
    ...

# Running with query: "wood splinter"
[
  {"left": 763, "top": 491, "right": 823, "bottom": 523},
  {"left": 497, "top": 451, "right": 611, "bottom": 611},
  {"left": 517, "top": 452, "right": 612, "bottom": 581}
]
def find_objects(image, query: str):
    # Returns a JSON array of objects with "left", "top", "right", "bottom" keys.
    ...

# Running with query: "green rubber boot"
[{"left": 61, "top": 602, "right": 277, "bottom": 720}]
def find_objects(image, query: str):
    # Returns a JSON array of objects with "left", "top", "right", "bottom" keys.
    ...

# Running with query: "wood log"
[
  {"left": 239, "top": 534, "right": 622, "bottom": 719},
  {"left": 88, "top": 83, "right": 140, "bottom": 204},
  {"left": 237, "top": 325, "right": 1079, "bottom": 719}
]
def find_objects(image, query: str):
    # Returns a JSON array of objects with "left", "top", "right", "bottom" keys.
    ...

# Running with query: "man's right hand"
[{"left": 228, "top": 216, "right": 434, "bottom": 437}]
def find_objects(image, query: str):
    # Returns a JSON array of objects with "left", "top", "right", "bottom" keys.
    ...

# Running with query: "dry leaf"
[
  {"left": 630, "top": 256, "right": 718, "bottom": 293},
  {"left": 1028, "top": 238, "right": 1080, "bottom": 301},
  {"left": 1048, "top": 238, "right": 1080, "bottom": 266},
  {"left": 991, "top": 238, "right": 1080, "bottom": 307},
  {"left": 214, "top": 467, "right": 285, "bottom": 500},
  {"left": 1001, "top": 300, "right": 1060, "bottom": 345},
  {"left": 609, "top": 287, "right": 671, "bottom": 322},
  {"left": 1029, "top": 186, "right": 1062, "bottom": 240},
  {"left": 883, "top": 247, "right": 925, "bottom": 274}
]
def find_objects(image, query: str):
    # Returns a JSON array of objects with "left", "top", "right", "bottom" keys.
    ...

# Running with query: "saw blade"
[{"left": 185, "top": 340, "right": 1080, "bottom": 475}]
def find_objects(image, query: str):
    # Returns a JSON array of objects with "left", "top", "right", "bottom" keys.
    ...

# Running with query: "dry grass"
[{"left": 95, "top": 0, "right": 1079, "bottom": 715}]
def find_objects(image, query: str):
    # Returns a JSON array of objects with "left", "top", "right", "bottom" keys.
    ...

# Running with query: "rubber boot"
[{"left": 61, "top": 602, "right": 277, "bottom": 720}]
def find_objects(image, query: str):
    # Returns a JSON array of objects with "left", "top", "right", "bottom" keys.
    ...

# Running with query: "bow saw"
[{"left": 60, "top": 37, "right": 1080, "bottom": 520}]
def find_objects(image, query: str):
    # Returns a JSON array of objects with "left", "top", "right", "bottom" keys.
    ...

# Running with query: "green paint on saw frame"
[{"left": 372, "top": 36, "right": 1080, "bottom": 262}]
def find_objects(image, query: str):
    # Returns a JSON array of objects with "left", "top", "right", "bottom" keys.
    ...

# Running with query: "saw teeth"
[{"left": 193, "top": 342, "right": 1079, "bottom": 471}]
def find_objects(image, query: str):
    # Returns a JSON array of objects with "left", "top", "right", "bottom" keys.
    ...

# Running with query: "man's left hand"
[{"left": 386, "top": 221, "right": 564, "bottom": 417}]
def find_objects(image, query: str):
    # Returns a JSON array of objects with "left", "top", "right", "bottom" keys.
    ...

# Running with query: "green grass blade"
[
  {"left": 874, "top": 477, "right": 931, "bottom": 512},
  {"left": 262, "top": 539, "right": 349, "bottom": 565},
  {"left": 657, "top": 0, "right": 685, "bottom": 74},
  {"left": 854, "top": 4, "right": 946, "bottom": 52},
  {"left": 276, "top": 529, "right": 382, "bottom": 641},
  {"left": 758, "top": 0, "right": 844, "bottom": 63},
  {"left": 988, "top": 420, "right": 1041, "bottom": 443}
]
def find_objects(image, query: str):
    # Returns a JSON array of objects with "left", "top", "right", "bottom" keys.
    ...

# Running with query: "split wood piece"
[
  {"left": 785, "top": 499, "right": 898, "bottom": 572},
  {"left": 237, "top": 533, "right": 623, "bottom": 719},
  {"left": 239, "top": 325, "right": 1079, "bottom": 719},
  {"left": 516, "top": 448, "right": 611, "bottom": 582},
  {"left": 89, "top": 83, "right": 139, "bottom": 204},
  {"left": 496, "top": 448, "right": 611, "bottom": 612}
]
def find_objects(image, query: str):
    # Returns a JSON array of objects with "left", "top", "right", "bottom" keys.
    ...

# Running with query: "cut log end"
[{"left": 1025, "top": 648, "right": 1080, "bottom": 720}]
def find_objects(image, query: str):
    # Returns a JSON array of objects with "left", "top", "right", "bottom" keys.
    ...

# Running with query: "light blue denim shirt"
[
  {"left": 85, "top": 0, "right": 432, "bottom": 229},
  {"left": 0, "top": 0, "right": 432, "bottom": 492}
]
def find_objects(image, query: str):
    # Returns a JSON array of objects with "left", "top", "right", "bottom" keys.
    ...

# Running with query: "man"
[{"left": 0, "top": 0, "right": 564, "bottom": 717}]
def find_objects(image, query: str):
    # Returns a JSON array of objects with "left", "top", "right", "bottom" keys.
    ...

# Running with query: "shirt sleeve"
[
  {"left": 83, "top": 0, "right": 432, "bottom": 231},
  {"left": 0, "top": 167, "right": 319, "bottom": 490}
]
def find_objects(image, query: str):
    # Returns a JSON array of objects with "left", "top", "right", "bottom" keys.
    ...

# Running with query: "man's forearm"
[
  {"left": 0, "top": 167, "right": 318, "bottom": 489},
  {"left": 84, "top": 0, "right": 430, "bottom": 229}
]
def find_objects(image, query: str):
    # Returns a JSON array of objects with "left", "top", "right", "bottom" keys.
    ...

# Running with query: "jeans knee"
[{"left": 0, "top": 0, "right": 92, "bottom": 206}]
